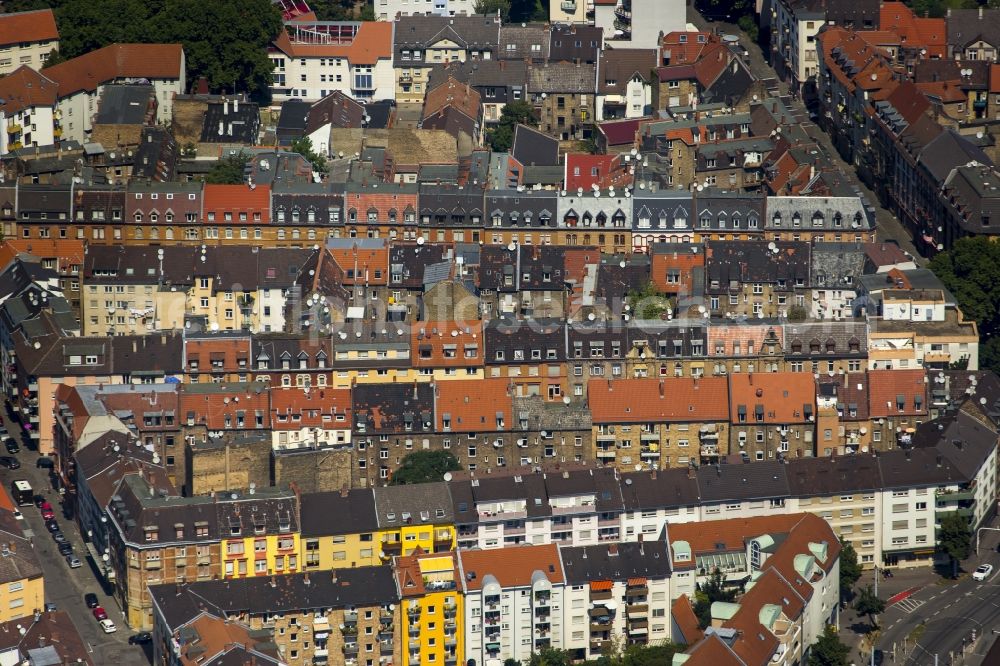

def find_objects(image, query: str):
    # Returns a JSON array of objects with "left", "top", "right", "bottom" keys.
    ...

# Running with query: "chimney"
[{"left": 658, "top": 380, "right": 664, "bottom": 398}]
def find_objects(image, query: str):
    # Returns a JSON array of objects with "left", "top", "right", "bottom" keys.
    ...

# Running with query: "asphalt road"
[
  {"left": 872, "top": 526, "right": 1000, "bottom": 665},
  {"left": 0, "top": 410, "right": 150, "bottom": 665}
]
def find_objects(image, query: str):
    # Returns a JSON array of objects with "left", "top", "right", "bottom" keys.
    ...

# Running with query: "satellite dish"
[
  {"left": 443, "top": 472, "right": 453, "bottom": 482},
  {"left": 417, "top": 236, "right": 425, "bottom": 245}
]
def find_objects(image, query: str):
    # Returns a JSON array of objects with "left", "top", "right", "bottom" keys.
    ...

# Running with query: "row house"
[
  {"left": 396, "top": 551, "right": 464, "bottom": 666},
  {"left": 764, "top": 196, "right": 876, "bottom": 243},
  {"left": 705, "top": 240, "right": 811, "bottom": 319},
  {"left": 556, "top": 190, "right": 631, "bottom": 253},
  {"left": 810, "top": 242, "right": 866, "bottom": 320},
  {"left": 479, "top": 244, "right": 571, "bottom": 319},
  {"left": 252, "top": 335, "right": 333, "bottom": 388},
  {"left": 418, "top": 183, "right": 485, "bottom": 245},
  {"left": 706, "top": 321, "right": 783, "bottom": 376},
  {"left": 588, "top": 376, "right": 731, "bottom": 469},
  {"left": 484, "top": 318, "right": 567, "bottom": 400},
  {"left": 269, "top": 386, "right": 353, "bottom": 451},
  {"left": 393, "top": 15, "right": 502, "bottom": 104},
  {"left": 411, "top": 320, "right": 485, "bottom": 381},
  {"left": 782, "top": 321, "right": 867, "bottom": 375},
  {"left": 728, "top": 372, "right": 816, "bottom": 461},
  {"left": 0, "top": 9, "right": 59, "bottom": 77},
  {"left": 150, "top": 567, "right": 401, "bottom": 666},
  {"left": 528, "top": 62, "right": 598, "bottom": 143},
  {"left": 344, "top": 181, "right": 419, "bottom": 240}
]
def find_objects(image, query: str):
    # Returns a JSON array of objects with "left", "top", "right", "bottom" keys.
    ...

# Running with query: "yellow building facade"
[{"left": 396, "top": 552, "right": 463, "bottom": 666}]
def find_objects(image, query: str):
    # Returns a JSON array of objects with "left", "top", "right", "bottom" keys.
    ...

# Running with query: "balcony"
[
  {"left": 627, "top": 604, "right": 648, "bottom": 618},
  {"left": 936, "top": 488, "right": 975, "bottom": 502},
  {"left": 343, "top": 643, "right": 359, "bottom": 656},
  {"left": 561, "top": 0, "right": 576, "bottom": 10},
  {"left": 379, "top": 640, "right": 394, "bottom": 653},
  {"left": 614, "top": 4, "right": 631, "bottom": 19},
  {"left": 408, "top": 640, "right": 420, "bottom": 651},
  {"left": 613, "top": 18, "right": 631, "bottom": 35},
  {"left": 407, "top": 605, "right": 421, "bottom": 618},
  {"left": 344, "top": 611, "right": 358, "bottom": 625},
  {"left": 6, "top": 124, "right": 20, "bottom": 134}
]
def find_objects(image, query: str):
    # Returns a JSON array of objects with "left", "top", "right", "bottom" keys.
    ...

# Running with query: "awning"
[
  {"left": 626, "top": 577, "right": 647, "bottom": 586},
  {"left": 591, "top": 580, "right": 613, "bottom": 591}
]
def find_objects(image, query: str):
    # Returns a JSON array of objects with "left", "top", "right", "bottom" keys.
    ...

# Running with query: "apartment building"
[
  {"left": 0, "top": 67, "right": 58, "bottom": 153},
  {"left": 150, "top": 567, "right": 401, "bottom": 666},
  {"left": 728, "top": 372, "right": 816, "bottom": 460},
  {"left": 269, "top": 21, "right": 395, "bottom": 103},
  {"left": 588, "top": 377, "right": 731, "bottom": 469},
  {"left": 0, "top": 9, "right": 59, "bottom": 76},
  {"left": 705, "top": 241, "right": 811, "bottom": 319},
  {"left": 560, "top": 541, "right": 673, "bottom": 659},
  {"left": 458, "top": 545, "right": 566, "bottom": 664},
  {"left": 395, "top": 551, "right": 463, "bottom": 666}
]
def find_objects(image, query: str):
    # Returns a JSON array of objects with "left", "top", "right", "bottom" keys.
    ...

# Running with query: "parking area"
[{"left": 0, "top": 408, "right": 150, "bottom": 665}]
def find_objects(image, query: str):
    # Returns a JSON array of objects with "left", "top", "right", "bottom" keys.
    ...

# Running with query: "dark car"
[
  {"left": 0, "top": 456, "right": 19, "bottom": 469},
  {"left": 52, "top": 532, "right": 66, "bottom": 544},
  {"left": 57, "top": 542, "right": 73, "bottom": 556},
  {"left": 45, "top": 520, "right": 59, "bottom": 533},
  {"left": 84, "top": 593, "right": 99, "bottom": 609},
  {"left": 4, "top": 439, "right": 18, "bottom": 454},
  {"left": 33, "top": 495, "right": 45, "bottom": 508},
  {"left": 44, "top": 602, "right": 57, "bottom": 612},
  {"left": 35, "top": 456, "right": 54, "bottom": 469},
  {"left": 873, "top": 649, "right": 884, "bottom": 666},
  {"left": 128, "top": 632, "right": 152, "bottom": 645}
]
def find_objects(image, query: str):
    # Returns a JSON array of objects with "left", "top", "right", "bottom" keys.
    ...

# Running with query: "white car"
[
  {"left": 99, "top": 619, "right": 117, "bottom": 634},
  {"left": 973, "top": 564, "right": 994, "bottom": 581}
]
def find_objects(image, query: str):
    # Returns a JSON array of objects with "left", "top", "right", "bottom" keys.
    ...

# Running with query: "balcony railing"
[{"left": 561, "top": 0, "right": 577, "bottom": 10}]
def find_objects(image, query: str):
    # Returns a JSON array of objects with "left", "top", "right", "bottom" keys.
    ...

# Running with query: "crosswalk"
[{"left": 893, "top": 597, "right": 926, "bottom": 614}]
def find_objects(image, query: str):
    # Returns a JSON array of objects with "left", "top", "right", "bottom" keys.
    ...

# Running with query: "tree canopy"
[
  {"left": 853, "top": 585, "right": 885, "bottom": 629},
  {"left": 203, "top": 151, "right": 250, "bottom": 185},
  {"left": 693, "top": 570, "right": 737, "bottom": 629},
  {"left": 839, "top": 537, "right": 862, "bottom": 601},
  {"left": 291, "top": 137, "right": 327, "bottom": 174},
  {"left": 928, "top": 236, "right": 1000, "bottom": 375},
  {"left": 486, "top": 100, "right": 539, "bottom": 153},
  {"left": 807, "top": 626, "right": 851, "bottom": 666},
  {"left": 474, "top": 0, "right": 512, "bottom": 20},
  {"left": 627, "top": 282, "right": 673, "bottom": 320},
  {"left": 3, "top": 0, "right": 283, "bottom": 100},
  {"left": 938, "top": 510, "right": 972, "bottom": 575},
  {"left": 390, "top": 451, "right": 462, "bottom": 485}
]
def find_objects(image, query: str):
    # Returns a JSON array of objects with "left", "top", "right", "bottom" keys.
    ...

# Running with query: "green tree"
[
  {"left": 929, "top": 236, "right": 1000, "bottom": 375},
  {"left": 390, "top": 451, "right": 462, "bottom": 485},
  {"left": 737, "top": 15, "right": 759, "bottom": 43},
  {"left": 291, "top": 137, "right": 327, "bottom": 173},
  {"left": 621, "top": 642, "right": 683, "bottom": 666},
  {"left": 203, "top": 150, "right": 249, "bottom": 185},
  {"left": 627, "top": 281, "right": 673, "bottom": 320},
  {"left": 839, "top": 537, "right": 862, "bottom": 602},
  {"left": 807, "top": 626, "right": 851, "bottom": 666},
  {"left": 526, "top": 648, "right": 572, "bottom": 666},
  {"left": 486, "top": 100, "right": 539, "bottom": 152},
  {"left": 938, "top": 510, "right": 972, "bottom": 577},
  {"left": 310, "top": 0, "right": 355, "bottom": 20},
  {"left": 504, "top": 660, "right": 521, "bottom": 666},
  {"left": 693, "top": 570, "right": 737, "bottom": 629},
  {"left": 474, "top": 0, "right": 512, "bottom": 19},
  {"left": 787, "top": 303, "right": 808, "bottom": 322},
  {"left": 853, "top": 585, "right": 885, "bottom": 629}
]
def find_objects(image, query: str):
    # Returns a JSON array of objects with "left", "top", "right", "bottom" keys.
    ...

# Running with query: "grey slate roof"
[
  {"left": 918, "top": 129, "right": 992, "bottom": 185},
  {"left": 393, "top": 15, "right": 501, "bottom": 65},
  {"left": 561, "top": 541, "right": 672, "bottom": 584},
  {"left": 783, "top": 321, "right": 867, "bottom": 356},
  {"left": 498, "top": 23, "right": 550, "bottom": 61},
  {"left": 95, "top": 84, "right": 155, "bottom": 125},
  {"left": 373, "top": 482, "right": 455, "bottom": 528},
  {"left": 528, "top": 61, "right": 597, "bottom": 94},
  {"left": 511, "top": 124, "right": 560, "bottom": 168},
  {"left": 299, "top": 488, "right": 378, "bottom": 537},
  {"left": 765, "top": 196, "right": 873, "bottom": 231},
  {"left": 696, "top": 460, "right": 790, "bottom": 503},
  {"left": 810, "top": 242, "right": 866, "bottom": 289}
]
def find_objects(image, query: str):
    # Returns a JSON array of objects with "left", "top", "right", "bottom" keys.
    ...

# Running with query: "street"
[
  {"left": 0, "top": 409, "right": 150, "bottom": 665},
  {"left": 685, "top": 4, "right": 927, "bottom": 265}
]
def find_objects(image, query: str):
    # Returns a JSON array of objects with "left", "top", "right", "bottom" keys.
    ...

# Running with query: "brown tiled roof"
[
  {"left": 597, "top": 48, "right": 657, "bottom": 95},
  {"left": 671, "top": 594, "right": 704, "bottom": 645},
  {"left": 0, "top": 66, "right": 58, "bottom": 114},
  {"left": 423, "top": 76, "right": 481, "bottom": 120},
  {"left": 271, "top": 21, "right": 392, "bottom": 64},
  {"left": 459, "top": 544, "right": 563, "bottom": 590},
  {"left": 42, "top": 44, "right": 184, "bottom": 98},
  {"left": 588, "top": 377, "right": 729, "bottom": 423},
  {"left": 868, "top": 368, "right": 927, "bottom": 417},
  {"left": 728, "top": 372, "right": 815, "bottom": 424},
  {"left": 0, "top": 9, "right": 58, "bottom": 47},
  {"left": 435, "top": 378, "right": 511, "bottom": 432}
]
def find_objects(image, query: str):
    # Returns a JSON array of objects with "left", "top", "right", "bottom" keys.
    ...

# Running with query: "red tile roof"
[
  {"left": 588, "top": 377, "right": 730, "bottom": 423},
  {"left": 270, "top": 387, "right": 351, "bottom": 430},
  {"left": 692, "top": 42, "right": 731, "bottom": 87},
  {"left": 42, "top": 44, "right": 184, "bottom": 98},
  {"left": 202, "top": 184, "right": 272, "bottom": 225},
  {"left": 179, "top": 385, "right": 271, "bottom": 431},
  {"left": 326, "top": 242, "right": 389, "bottom": 286},
  {"left": 650, "top": 247, "right": 703, "bottom": 295},
  {"left": 597, "top": 117, "right": 645, "bottom": 146},
  {"left": 0, "top": 9, "right": 57, "bottom": 47},
  {"left": 916, "top": 80, "right": 967, "bottom": 104},
  {"left": 271, "top": 21, "right": 392, "bottom": 65},
  {"left": 459, "top": 544, "right": 563, "bottom": 590},
  {"left": 412, "top": 321, "right": 484, "bottom": 368},
  {"left": 564, "top": 153, "right": 632, "bottom": 191},
  {"left": 867, "top": 369, "right": 928, "bottom": 418},
  {"left": 991, "top": 64, "right": 1000, "bottom": 93},
  {"left": 879, "top": 2, "right": 946, "bottom": 58},
  {"left": 0, "top": 239, "right": 84, "bottom": 274},
  {"left": 671, "top": 594, "right": 704, "bottom": 645},
  {"left": 0, "top": 66, "right": 58, "bottom": 114},
  {"left": 660, "top": 32, "right": 717, "bottom": 65},
  {"left": 435, "top": 378, "right": 512, "bottom": 432},
  {"left": 728, "top": 372, "right": 815, "bottom": 424},
  {"left": 423, "top": 76, "right": 481, "bottom": 120}
]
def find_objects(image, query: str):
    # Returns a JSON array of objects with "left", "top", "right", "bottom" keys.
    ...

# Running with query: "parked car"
[
  {"left": 99, "top": 619, "right": 117, "bottom": 634},
  {"left": 57, "top": 542, "right": 72, "bottom": 556},
  {"left": 45, "top": 520, "right": 58, "bottom": 533},
  {"left": 128, "top": 632, "right": 152, "bottom": 645},
  {"left": 11, "top": 510, "right": 21, "bottom": 521},
  {"left": 66, "top": 555, "right": 81, "bottom": 568},
  {"left": 4, "top": 439, "right": 19, "bottom": 454},
  {"left": 44, "top": 602, "right": 57, "bottom": 612},
  {"left": 92, "top": 607, "right": 108, "bottom": 621},
  {"left": 84, "top": 593, "right": 98, "bottom": 608},
  {"left": 974, "top": 564, "right": 994, "bottom": 581},
  {"left": 0, "top": 456, "right": 20, "bottom": 469},
  {"left": 35, "top": 456, "right": 54, "bottom": 469},
  {"left": 33, "top": 495, "right": 45, "bottom": 508},
  {"left": 40, "top": 504, "right": 54, "bottom": 520}
]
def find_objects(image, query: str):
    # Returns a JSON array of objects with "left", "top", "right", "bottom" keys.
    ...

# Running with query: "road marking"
[{"left": 895, "top": 598, "right": 926, "bottom": 614}]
